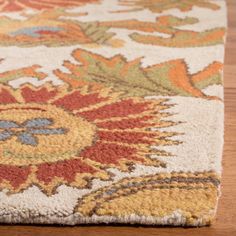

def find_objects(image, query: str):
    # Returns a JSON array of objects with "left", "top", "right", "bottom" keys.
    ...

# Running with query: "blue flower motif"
[
  {"left": 10, "top": 26, "right": 63, "bottom": 38},
  {"left": 0, "top": 118, "right": 66, "bottom": 146}
]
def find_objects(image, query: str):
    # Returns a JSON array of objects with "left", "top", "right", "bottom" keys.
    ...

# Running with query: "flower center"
[
  {"left": 0, "top": 103, "right": 96, "bottom": 166},
  {"left": 0, "top": 118, "right": 67, "bottom": 146}
]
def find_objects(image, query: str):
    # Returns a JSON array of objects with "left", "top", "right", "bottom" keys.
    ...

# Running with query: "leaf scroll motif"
[{"left": 55, "top": 49, "right": 222, "bottom": 99}]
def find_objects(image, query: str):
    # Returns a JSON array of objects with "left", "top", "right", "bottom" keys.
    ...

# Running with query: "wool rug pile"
[{"left": 0, "top": 0, "right": 226, "bottom": 226}]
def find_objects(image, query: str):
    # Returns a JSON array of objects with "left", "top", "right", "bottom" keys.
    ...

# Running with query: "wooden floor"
[{"left": 0, "top": 1, "right": 235, "bottom": 235}]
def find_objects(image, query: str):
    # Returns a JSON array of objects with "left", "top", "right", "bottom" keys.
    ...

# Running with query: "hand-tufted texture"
[{"left": 0, "top": 0, "right": 226, "bottom": 226}]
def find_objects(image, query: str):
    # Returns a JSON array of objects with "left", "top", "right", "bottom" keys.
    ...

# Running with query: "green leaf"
[{"left": 55, "top": 49, "right": 222, "bottom": 99}]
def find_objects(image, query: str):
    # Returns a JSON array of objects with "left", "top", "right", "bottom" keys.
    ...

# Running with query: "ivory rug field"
[{"left": 0, "top": 0, "right": 226, "bottom": 226}]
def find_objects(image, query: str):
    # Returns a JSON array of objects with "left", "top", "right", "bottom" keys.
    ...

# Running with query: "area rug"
[{"left": 0, "top": 0, "right": 226, "bottom": 226}]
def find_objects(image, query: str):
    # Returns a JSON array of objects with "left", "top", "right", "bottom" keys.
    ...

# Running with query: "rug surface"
[{"left": 0, "top": 0, "right": 226, "bottom": 226}]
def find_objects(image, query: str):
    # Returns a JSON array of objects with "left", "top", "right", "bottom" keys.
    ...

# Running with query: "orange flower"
[{"left": 0, "top": 84, "right": 177, "bottom": 194}]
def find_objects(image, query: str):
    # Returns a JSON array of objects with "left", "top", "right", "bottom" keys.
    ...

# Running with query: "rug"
[{"left": 0, "top": 0, "right": 226, "bottom": 226}]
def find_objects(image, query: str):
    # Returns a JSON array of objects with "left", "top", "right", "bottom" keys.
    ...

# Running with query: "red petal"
[
  {"left": 0, "top": 88, "right": 17, "bottom": 104},
  {"left": 2, "top": 2, "right": 23, "bottom": 11},
  {"left": 21, "top": 87, "right": 57, "bottom": 103},
  {"left": 79, "top": 99, "right": 151, "bottom": 121},
  {"left": 81, "top": 142, "right": 141, "bottom": 165},
  {"left": 97, "top": 116, "right": 154, "bottom": 130},
  {"left": 98, "top": 130, "right": 155, "bottom": 144},
  {"left": 53, "top": 91, "right": 107, "bottom": 111},
  {"left": 17, "top": 0, "right": 51, "bottom": 10},
  {"left": 0, "top": 164, "right": 31, "bottom": 189},
  {"left": 36, "top": 158, "right": 96, "bottom": 184}
]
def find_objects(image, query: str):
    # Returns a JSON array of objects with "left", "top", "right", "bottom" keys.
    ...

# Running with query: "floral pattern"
[
  {"left": 100, "top": 16, "right": 225, "bottom": 47},
  {"left": 0, "top": 84, "right": 178, "bottom": 194},
  {"left": 0, "top": 0, "right": 100, "bottom": 12},
  {"left": 55, "top": 49, "right": 223, "bottom": 99},
  {"left": 0, "top": 0, "right": 225, "bottom": 226},
  {"left": 0, "top": 62, "right": 46, "bottom": 84},
  {"left": 0, "top": 9, "right": 122, "bottom": 47},
  {"left": 116, "top": 0, "right": 220, "bottom": 13}
]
